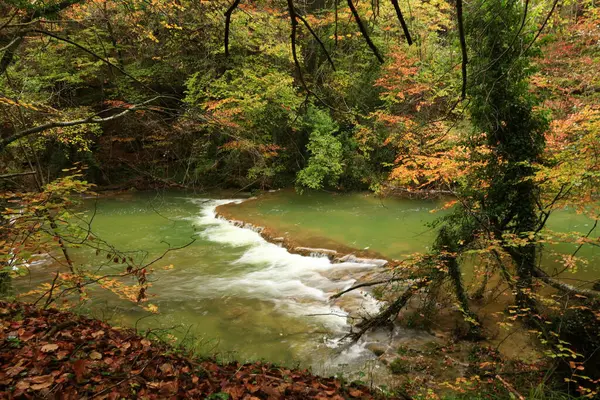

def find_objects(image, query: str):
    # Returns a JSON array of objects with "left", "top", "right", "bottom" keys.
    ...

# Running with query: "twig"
[
  {"left": 496, "top": 374, "right": 525, "bottom": 400},
  {"left": 91, "top": 356, "right": 157, "bottom": 398}
]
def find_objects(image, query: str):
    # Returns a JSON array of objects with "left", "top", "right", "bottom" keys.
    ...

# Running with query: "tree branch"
[
  {"left": 533, "top": 268, "right": 600, "bottom": 299},
  {"left": 456, "top": 0, "right": 468, "bottom": 99},
  {"left": 330, "top": 277, "right": 407, "bottom": 299},
  {"left": 522, "top": 0, "right": 560, "bottom": 55},
  {"left": 1, "top": 0, "right": 82, "bottom": 75},
  {"left": 224, "top": 0, "right": 242, "bottom": 57},
  {"left": 296, "top": 14, "right": 336, "bottom": 71},
  {"left": 32, "top": 29, "right": 156, "bottom": 93},
  {"left": 347, "top": 277, "right": 430, "bottom": 341},
  {"left": 390, "top": 0, "right": 412, "bottom": 45},
  {"left": 0, "top": 36, "right": 23, "bottom": 75},
  {"left": 286, "top": 0, "right": 310, "bottom": 94},
  {"left": 0, "top": 170, "right": 37, "bottom": 179},
  {"left": 347, "top": 0, "right": 384, "bottom": 63},
  {"left": 0, "top": 96, "right": 165, "bottom": 151}
]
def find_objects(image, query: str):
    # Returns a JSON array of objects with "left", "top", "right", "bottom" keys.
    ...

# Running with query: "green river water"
[{"left": 10, "top": 190, "right": 599, "bottom": 377}]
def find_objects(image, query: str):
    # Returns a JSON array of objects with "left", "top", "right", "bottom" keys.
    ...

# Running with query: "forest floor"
[{"left": 0, "top": 301, "right": 388, "bottom": 399}]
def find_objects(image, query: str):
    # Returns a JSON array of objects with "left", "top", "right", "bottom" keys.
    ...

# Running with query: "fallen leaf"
[
  {"left": 73, "top": 359, "right": 87, "bottom": 381},
  {"left": 7, "top": 359, "right": 26, "bottom": 376},
  {"left": 30, "top": 375, "right": 53, "bottom": 384},
  {"left": 28, "top": 374, "right": 54, "bottom": 390},
  {"left": 246, "top": 383, "right": 260, "bottom": 393},
  {"left": 159, "top": 363, "right": 173, "bottom": 374},
  {"left": 89, "top": 351, "right": 102, "bottom": 360},
  {"left": 41, "top": 343, "right": 59, "bottom": 352},
  {"left": 31, "top": 381, "right": 53, "bottom": 390},
  {"left": 223, "top": 384, "right": 245, "bottom": 399},
  {"left": 19, "top": 329, "right": 35, "bottom": 342},
  {"left": 15, "top": 380, "right": 30, "bottom": 390},
  {"left": 91, "top": 330, "right": 105, "bottom": 339},
  {"left": 160, "top": 380, "right": 178, "bottom": 395}
]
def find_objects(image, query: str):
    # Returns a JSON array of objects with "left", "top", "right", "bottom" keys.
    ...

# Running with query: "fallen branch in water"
[
  {"left": 330, "top": 277, "right": 408, "bottom": 299},
  {"left": 533, "top": 268, "right": 600, "bottom": 299},
  {"left": 346, "top": 277, "right": 431, "bottom": 342}
]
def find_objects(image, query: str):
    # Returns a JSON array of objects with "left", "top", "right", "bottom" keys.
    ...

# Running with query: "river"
[{"left": 8, "top": 189, "right": 599, "bottom": 380}]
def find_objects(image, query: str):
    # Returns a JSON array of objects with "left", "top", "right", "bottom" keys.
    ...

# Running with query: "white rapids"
[{"left": 192, "top": 199, "right": 381, "bottom": 333}]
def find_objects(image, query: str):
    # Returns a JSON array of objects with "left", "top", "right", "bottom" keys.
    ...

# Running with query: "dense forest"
[{"left": 1, "top": 0, "right": 600, "bottom": 398}]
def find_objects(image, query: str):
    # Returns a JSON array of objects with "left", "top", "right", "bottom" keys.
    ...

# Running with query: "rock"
[
  {"left": 294, "top": 247, "right": 338, "bottom": 259},
  {"left": 336, "top": 254, "right": 388, "bottom": 267},
  {"left": 325, "top": 271, "right": 353, "bottom": 281}
]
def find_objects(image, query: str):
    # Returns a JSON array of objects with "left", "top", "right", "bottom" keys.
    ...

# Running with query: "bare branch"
[
  {"left": 1, "top": 1, "right": 82, "bottom": 75},
  {"left": 0, "top": 36, "right": 24, "bottom": 75},
  {"left": 533, "top": 268, "right": 600, "bottom": 299},
  {"left": 0, "top": 170, "right": 37, "bottom": 179},
  {"left": 390, "top": 0, "right": 412, "bottom": 45},
  {"left": 0, "top": 10, "right": 19, "bottom": 31},
  {"left": 0, "top": 96, "right": 166, "bottom": 151},
  {"left": 0, "top": 37, "right": 21, "bottom": 53},
  {"left": 347, "top": 0, "right": 384, "bottom": 63},
  {"left": 296, "top": 14, "right": 336, "bottom": 71},
  {"left": 456, "top": 0, "right": 468, "bottom": 99},
  {"left": 330, "top": 277, "right": 407, "bottom": 299},
  {"left": 522, "top": 0, "right": 560, "bottom": 55},
  {"left": 286, "top": 0, "right": 311, "bottom": 94},
  {"left": 224, "top": 0, "right": 242, "bottom": 57},
  {"left": 347, "top": 277, "right": 430, "bottom": 341}
]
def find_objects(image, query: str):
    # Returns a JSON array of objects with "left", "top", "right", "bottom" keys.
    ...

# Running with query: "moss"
[{"left": 389, "top": 358, "right": 410, "bottom": 375}]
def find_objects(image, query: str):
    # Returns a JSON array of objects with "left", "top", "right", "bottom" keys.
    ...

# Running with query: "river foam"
[{"left": 190, "top": 199, "right": 381, "bottom": 334}]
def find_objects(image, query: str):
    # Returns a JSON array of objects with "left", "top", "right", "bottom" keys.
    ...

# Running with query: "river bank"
[{"left": 0, "top": 301, "right": 389, "bottom": 399}]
